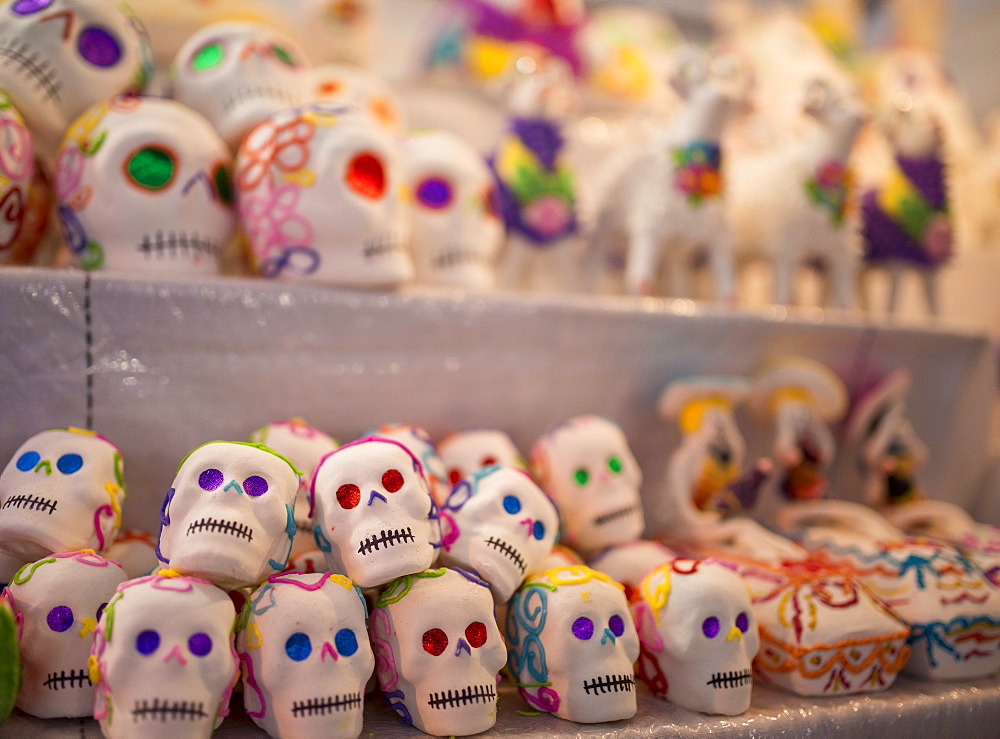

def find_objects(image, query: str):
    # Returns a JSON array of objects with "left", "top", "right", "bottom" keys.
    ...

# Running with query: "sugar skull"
[
  {"left": 370, "top": 567, "right": 506, "bottom": 736},
  {"left": 403, "top": 129, "right": 503, "bottom": 290},
  {"left": 438, "top": 428, "right": 524, "bottom": 489},
  {"left": 156, "top": 441, "right": 301, "bottom": 590},
  {"left": 169, "top": 20, "right": 312, "bottom": 149},
  {"left": 631, "top": 559, "right": 760, "bottom": 715},
  {"left": 0, "top": 427, "right": 126, "bottom": 563},
  {"left": 310, "top": 436, "right": 442, "bottom": 589},
  {"left": 237, "top": 572, "right": 374, "bottom": 738},
  {"left": 0, "top": 91, "right": 37, "bottom": 264},
  {"left": 312, "top": 62, "right": 405, "bottom": 134},
  {"left": 506, "top": 565, "right": 639, "bottom": 723},
  {"left": 54, "top": 94, "right": 235, "bottom": 273},
  {"left": 0, "top": 0, "right": 151, "bottom": 165},
  {"left": 235, "top": 103, "right": 412, "bottom": 286},
  {"left": 90, "top": 573, "right": 239, "bottom": 738},
  {"left": 370, "top": 423, "right": 449, "bottom": 505},
  {"left": 247, "top": 418, "right": 339, "bottom": 558},
  {"left": 530, "top": 416, "right": 645, "bottom": 556},
  {"left": 105, "top": 529, "right": 159, "bottom": 579},
  {"left": 4, "top": 551, "right": 126, "bottom": 718},
  {"left": 586, "top": 539, "right": 676, "bottom": 600},
  {"left": 439, "top": 465, "right": 558, "bottom": 602}
]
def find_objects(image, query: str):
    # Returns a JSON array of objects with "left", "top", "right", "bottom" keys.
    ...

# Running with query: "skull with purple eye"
[{"left": 156, "top": 441, "right": 301, "bottom": 590}]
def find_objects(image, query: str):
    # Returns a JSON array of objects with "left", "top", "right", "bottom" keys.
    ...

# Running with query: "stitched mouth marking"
[
  {"left": 186, "top": 517, "right": 253, "bottom": 542},
  {"left": 362, "top": 234, "right": 403, "bottom": 260},
  {"left": 222, "top": 84, "right": 299, "bottom": 114},
  {"left": 706, "top": 669, "right": 753, "bottom": 689},
  {"left": 2, "top": 494, "right": 57, "bottom": 514},
  {"left": 432, "top": 248, "right": 489, "bottom": 269},
  {"left": 357, "top": 527, "right": 415, "bottom": 555},
  {"left": 44, "top": 669, "right": 91, "bottom": 690},
  {"left": 593, "top": 503, "right": 642, "bottom": 527},
  {"left": 427, "top": 683, "right": 497, "bottom": 709},
  {"left": 132, "top": 698, "right": 208, "bottom": 722},
  {"left": 583, "top": 673, "right": 635, "bottom": 695},
  {"left": 291, "top": 692, "right": 363, "bottom": 716},
  {"left": 485, "top": 536, "right": 526, "bottom": 574},
  {"left": 0, "top": 38, "right": 61, "bottom": 102},
  {"left": 138, "top": 231, "right": 222, "bottom": 259}
]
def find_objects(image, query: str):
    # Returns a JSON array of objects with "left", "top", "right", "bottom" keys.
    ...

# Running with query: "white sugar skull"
[
  {"left": 238, "top": 572, "right": 374, "bottom": 738},
  {"left": 370, "top": 423, "right": 449, "bottom": 505},
  {"left": 506, "top": 565, "right": 639, "bottom": 723},
  {"left": 312, "top": 63, "right": 405, "bottom": 134},
  {"left": 438, "top": 428, "right": 524, "bottom": 489},
  {"left": 0, "top": 91, "right": 36, "bottom": 264},
  {"left": 54, "top": 95, "right": 235, "bottom": 273},
  {"left": 530, "top": 416, "right": 645, "bottom": 556},
  {"left": 631, "top": 559, "right": 759, "bottom": 715},
  {"left": 0, "top": 428, "right": 126, "bottom": 563},
  {"left": 156, "top": 441, "right": 301, "bottom": 590},
  {"left": 586, "top": 539, "right": 676, "bottom": 600},
  {"left": 0, "top": 0, "right": 151, "bottom": 165},
  {"left": 170, "top": 20, "right": 312, "bottom": 149},
  {"left": 90, "top": 573, "right": 239, "bottom": 738},
  {"left": 403, "top": 129, "right": 503, "bottom": 290},
  {"left": 370, "top": 567, "right": 505, "bottom": 736},
  {"left": 5, "top": 551, "right": 126, "bottom": 718},
  {"left": 235, "top": 103, "right": 411, "bottom": 286},
  {"left": 439, "top": 465, "right": 558, "bottom": 602},
  {"left": 310, "top": 436, "right": 442, "bottom": 589},
  {"left": 104, "top": 529, "right": 159, "bottom": 579},
  {"left": 247, "top": 418, "right": 339, "bottom": 558}
]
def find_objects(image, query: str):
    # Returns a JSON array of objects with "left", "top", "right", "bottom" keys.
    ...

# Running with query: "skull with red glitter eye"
[
  {"left": 403, "top": 129, "right": 503, "bottom": 290},
  {"left": 369, "top": 568, "right": 506, "bottom": 736},
  {"left": 156, "top": 441, "right": 301, "bottom": 590},
  {"left": 370, "top": 424, "right": 449, "bottom": 506},
  {"left": 438, "top": 428, "right": 524, "bottom": 487},
  {"left": 311, "top": 437, "right": 442, "bottom": 589}
]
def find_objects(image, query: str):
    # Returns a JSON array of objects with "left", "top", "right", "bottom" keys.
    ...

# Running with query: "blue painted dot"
[
  {"left": 502, "top": 495, "right": 521, "bottom": 514},
  {"left": 335, "top": 628, "right": 359, "bottom": 657},
  {"left": 47, "top": 606, "right": 73, "bottom": 632},
  {"left": 609, "top": 614, "right": 625, "bottom": 637},
  {"left": 188, "top": 632, "right": 212, "bottom": 656},
  {"left": 56, "top": 453, "right": 83, "bottom": 474},
  {"left": 285, "top": 632, "right": 312, "bottom": 661},
  {"left": 532, "top": 520, "right": 546, "bottom": 540},
  {"left": 15, "top": 451, "right": 39, "bottom": 472},
  {"left": 136, "top": 629, "right": 160, "bottom": 655}
]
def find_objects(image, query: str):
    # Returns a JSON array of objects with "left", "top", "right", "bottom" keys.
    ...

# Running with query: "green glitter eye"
[
  {"left": 608, "top": 455, "right": 623, "bottom": 474},
  {"left": 125, "top": 146, "right": 176, "bottom": 190},
  {"left": 574, "top": 467, "right": 589, "bottom": 486},
  {"left": 191, "top": 41, "right": 225, "bottom": 72},
  {"left": 271, "top": 45, "right": 295, "bottom": 66},
  {"left": 213, "top": 162, "right": 233, "bottom": 205}
]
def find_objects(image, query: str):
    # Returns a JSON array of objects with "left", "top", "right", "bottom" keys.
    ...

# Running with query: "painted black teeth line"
[
  {"left": 186, "top": 517, "right": 253, "bottom": 541},
  {"left": 583, "top": 673, "right": 635, "bottom": 695},
  {"left": 433, "top": 250, "right": 489, "bottom": 269},
  {"left": 222, "top": 85, "right": 298, "bottom": 113},
  {"left": 43, "top": 669, "right": 91, "bottom": 690},
  {"left": 132, "top": 699, "right": 208, "bottom": 722},
  {"left": 291, "top": 693, "right": 362, "bottom": 716},
  {"left": 2, "top": 494, "right": 57, "bottom": 514},
  {"left": 0, "top": 38, "right": 61, "bottom": 101},
  {"left": 138, "top": 231, "right": 222, "bottom": 259},
  {"left": 485, "top": 536, "right": 526, "bottom": 574},
  {"left": 363, "top": 235, "right": 401, "bottom": 259},
  {"left": 707, "top": 669, "right": 753, "bottom": 689},
  {"left": 594, "top": 503, "right": 642, "bottom": 527},
  {"left": 358, "top": 527, "right": 415, "bottom": 555},
  {"left": 427, "top": 683, "right": 497, "bottom": 709}
]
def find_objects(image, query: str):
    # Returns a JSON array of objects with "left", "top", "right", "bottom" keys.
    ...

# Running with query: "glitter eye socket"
[
  {"left": 484, "top": 184, "right": 501, "bottom": 219},
  {"left": 502, "top": 495, "right": 521, "bottom": 514},
  {"left": 188, "top": 632, "right": 212, "bottom": 657},
  {"left": 447, "top": 468, "right": 462, "bottom": 486},
  {"left": 573, "top": 467, "right": 589, "bottom": 486},
  {"left": 191, "top": 40, "right": 225, "bottom": 72},
  {"left": 415, "top": 176, "right": 454, "bottom": 210},
  {"left": 702, "top": 616, "right": 721, "bottom": 639},
  {"left": 199, "top": 468, "right": 224, "bottom": 491},
  {"left": 382, "top": 469, "right": 404, "bottom": 493},
  {"left": 46, "top": 606, "right": 73, "bottom": 632},
  {"left": 532, "top": 520, "right": 546, "bottom": 540},
  {"left": 736, "top": 611, "right": 750, "bottom": 633},
  {"left": 12, "top": 0, "right": 54, "bottom": 14},
  {"left": 335, "top": 628, "right": 359, "bottom": 657},
  {"left": 78, "top": 25, "right": 122, "bottom": 68},
  {"left": 15, "top": 451, "right": 39, "bottom": 472},
  {"left": 345, "top": 152, "right": 385, "bottom": 199},
  {"left": 572, "top": 616, "right": 594, "bottom": 640},
  {"left": 337, "top": 483, "right": 360, "bottom": 509},
  {"left": 213, "top": 162, "right": 233, "bottom": 205},
  {"left": 125, "top": 146, "right": 177, "bottom": 191},
  {"left": 481, "top": 456, "right": 497, "bottom": 466},
  {"left": 465, "top": 621, "right": 487, "bottom": 648},
  {"left": 422, "top": 627, "right": 448, "bottom": 656},
  {"left": 285, "top": 632, "right": 311, "bottom": 661},
  {"left": 243, "top": 475, "right": 269, "bottom": 497},
  {"left": 271, "top": 44, "right": 296, "bottom": 66},
  {"left": 607, "top": 455, "right": 623, "bottom": 474},
  {"left": 56, "top": 453, "right": 83, "bottom": 474},
  {"left": 136, "top": 629, "right": 160, "bottom": 655},
  {"left": 609, "top": 614, "right": 625, "bottom": 637}
]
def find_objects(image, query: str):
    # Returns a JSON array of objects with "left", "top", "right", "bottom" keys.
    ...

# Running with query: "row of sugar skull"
[
  {"left": 238, "top": 572, "right": 374, "bottom": 738},
  {"left": 156, "top": 441, "right": 301, "bottom": 590},
  {"left": 438, "top": 428, "right": 525, "bottom": 488},
  {"left": 370, "top": 424, "right": 450, "bottom": 505},
  {"left": 506, "top": 565, "right": 640, "bottom": 724},
  {"left": 90, "top": 573, "right": 239, "bottom": 739},
  {"left": 370, "top": 567, "right": 506, "bottom": 736},
  {"left": 0, "top": 90, "right": 43, "bottom": 266}
]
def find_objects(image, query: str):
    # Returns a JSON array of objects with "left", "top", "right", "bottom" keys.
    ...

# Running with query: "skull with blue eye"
[
  {"left": 236, "top": 572, "right": 374, "bottom": 737},
  {"left": 156, "top": 441, "right": 301, "bottom": 590},
  {"left": 439, "top": 465, "right": 559, "bottom": 602}
]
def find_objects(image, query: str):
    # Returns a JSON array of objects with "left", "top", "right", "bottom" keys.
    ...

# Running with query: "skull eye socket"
[
  {"left": 573, "top": 467, "right": 589, "bottom": 486},
  {"left": 382, "top": 469, "right": 404, "bottom": 493},
  {"left": 345, "top": 152, "right": 385, "bottom": 199},
  {"left": 572, "top": 616, "right": 594, "bottom": 640},
  {"left": 136, "top": 629, "right": 160, "bottom": 655},
  {"left": 11, "top": 0, "right": 54, "bottom": 15},
  {"left": 191, "top": 40, "right": 226, "bottom": 72},
  {"left": 422, "top": 627, "right": 448, "bottom": 656},
  {"left": 481, "top": 456, "right": 497, "bottom": 466},
  {"left": 532, "top": 520, "right": 546, "bottom": 540},
  {"left": 188, "top": 632, "right": 213, "bottom": 657},
  {"left": 607, "top": 455, "right": 623, "bottom": 474},
  {"left": 337, "top": 483, "right": 361, "bottom": 509},
  {"left": 199, "top": 468, "right": 224, "bottom": 491},
  {"left": 212, "top": 162, "right": 233, "bottom": 205},
  {"left": 702, "top": 616, "right": 721, "bottom": 639},
  {"left": 608, "top": 614, "right": 625, "bottom": 637},
  {"left": 243, "top": 475, "right": 269, "bottom": 497},
  {"left": 736, "top": 611, "right": 750, "bottom": 633},
  {"left": 465, "top": 621, "right": 487, "bottom": 648},
  {"left": 271, "top": 44, "right": 297, "bottom": 66},
  {"left": 502, "top": 495, "right": 521, "bottom": 514},
  {"left": 415, "top": 176, "right": 454, "bottom": 209},
  {"left": 447, "top": 467, "right": 463, "bottom": 487},
  {"left": 56, "top": 453, "right": 82, "bottom": 474},
  {"left": 15, "top": 450, "right": 39, "bottom": 471},
  {"left": 78, "top": 26, "right": 122, "bottom": 68},
  {"left": 484, "top": 184, "right": 501, "bottom": 219},
  {"left": 125, "top": 145, "right": 177, "bottom": 191},
  {"left": 97, "top": 603, "right": 107, "bottom": 621},
  {"left": 46, "top": 606, "right": 73, "bottom": 632},
  {"left": 335, "top": 628, "right": 359, "bottom": 657},
  {"left": 285, "top": 632, "right": 312, "bottom": 661}
]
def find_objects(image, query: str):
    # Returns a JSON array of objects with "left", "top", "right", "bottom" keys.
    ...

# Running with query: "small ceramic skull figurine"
[
  {"left": 105, "top": 529, "right": 159, "bottom": 579},
  {"left": 530, "top": 416, "right": 645, "bottom": 557},
  {"left": 438, "top": 465, "right": 559, "bottom": 602},
  {"left": 169, "top": 20, "right": 312, "bottom": 149},
  {"left": 54, "top": 94, "right": 235, "bottom": 273},
  {"left": 370, "top": 423, "right": 449, "bottom": 505},
  {"left": 0, "top": 91, "right": 37, "bottom": 264},
  {"left": 156, "top": 441, "right": 301, "bottom": 590},
  {"left": 586, "top": 539, "right": 676, "bottom": 601},
  {"left": 438, "top": 428, "right": 524, "bottom": 488},
  {"left": 0, "top": 428, "right": 126, "bottom": 565},
  {"left": 312, "top": 63, "right": 406, "bottom": 135},
  {"left": 369, "top": 567, "right": 506, "bottom": 736},
  {"left": 237, "top": 572, "right": 374, "bottom": 738},
  {"left": 403, "top": 129, "right": 504, "bottom": 290},
  {"left": 235, "top": 103, "right": 412, "bottom": 286},
  {"left": 0, "top": 0, "right": 152, "bottom": 165},
  {"left": 310, "top": 436, "right": 442, "bottom": 589},
  {"left": 4, "top": 551, "right": 127, "bottom": 718},
  {"left": 89, "top": 572, "right": 240, "bottom": 739},
  {"left": 631, "top": 559, "right": 760, "bottom": 715},
  {"left": 507, "top": 565, "right": 639, "bottom": 723}
]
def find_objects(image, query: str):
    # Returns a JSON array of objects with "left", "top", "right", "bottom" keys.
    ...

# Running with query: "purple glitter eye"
[
  {"left": 46, "top": 606, "right": 73, "bottom": 632},
  {"left": 572, "top": 616, "right": 594, "bottom": 640},
  {"left": 136, "top": 629, "right": 160, "bottom": 655},
  {"left": 77, "top": 25, "right": 122, "bottom": 68},
  {"left": 243, "top": 475, "right": 268, "bottom": 497},
  {"left": 736, "top": 611, "right": 750, "bottom": 633},
  {"left": 11, "top": 0, "right": 53, "bottom": 14},
  {"left": 415, "top": 176, "right": 453, "bottom": 209},
  {"left": 188, "top": 632, "right": 212, "bottom": 657},
  {"left": 199, "top": 468, "right": 223, "bottom": 491},
  {"left": 609, "top": 614, "right": 625, "bottom": 637},
  {"left": 702, "top": 616, "right": 721, "bottom": 639}
]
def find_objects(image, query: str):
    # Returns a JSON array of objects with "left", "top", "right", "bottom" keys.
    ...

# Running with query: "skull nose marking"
[
  {"left": 519, "top": 517, "right": 534, "bottom": 535},
  {"left": 727, "top": 626, "right": 743, "bottom": 642},
  {"left": 601, "top": 628, "right": 617, "bottom": 645},
  {"left": 40, "top": 9, "right": 75, "bottom": 41},
  {"left": 320, "top": 641, "right": 338, "bottom": 661},
  {"left": 367, "top": 490, "right": 387, "bottom": 506},
  {"left": 163, "top": 644, "right": 188, "bottom": 666},
  {"left": 78, "top": 617, "right": 97, "bottom": 639},
  {"left": 34, "top": 460, "right": 52, "bottom": 475},
  {"left": 224, "top": 480, "right": 244, "bottom": 495},
  {"left": 454, "top": 638, "right": 471, "bottom": 657}
]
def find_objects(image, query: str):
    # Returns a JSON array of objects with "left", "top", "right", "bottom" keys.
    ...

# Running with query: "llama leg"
[
  {"left": 886, "top": 262, "right": 902, "bottom": 315},
  {"left": 496, "top": 236, "right": 532, "bottom": 290},
  {"left": 707, "top": 229, "right": 735, "bottom": 304},
  {"left": 772, "top": 241, "right": 795, "bottom": 306},
  {"left": 624, "top": 221, "right": 661, "bottom": 296},
  {"left": 922, "top": 268, "right": 940, "bottom": 316}
]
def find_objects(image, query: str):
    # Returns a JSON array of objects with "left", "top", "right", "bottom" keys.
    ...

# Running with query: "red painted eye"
[
  {"left": 465, "top": 621, "right": 487, "bottom": 648},
  {"left": 422, "top": 627, "right": 448, "bottom": 656},
  {"left": 346, "top": 152, "right": 385, "bottom": 199},
  {"left": 484, "top": 184, "right": 501, "bottom": 219},
  {"left": 448, "top": 467, "right": 462, "bottom": 486},
  {"left": 415, "top": 176, "right": 453, "bottom": 209},
  {"left": 382, "top": 469, "right": 404, "bottom": 493},
  {"left": 337, "top": 483, "right": 360, "bottom": 509},
  {"left": 481, "top": 456, "right": 496, "bottom": 467}
]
